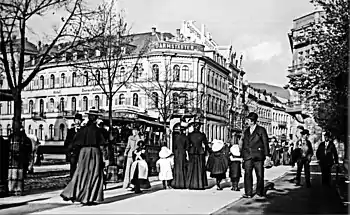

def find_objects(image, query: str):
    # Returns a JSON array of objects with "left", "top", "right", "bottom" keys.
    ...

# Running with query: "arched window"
[
  {"left": 49, "top": 98, "right": 54, "bottom": 112},
  {"left": 84, "top": 71, "right": 88, "bottom": 86},
  {"left": 95, "top": 70, "right": 100, "bottom": 85},
  {"left": 132, "top": 93, "right": 138, "bottom": 106},
  {"left": 201, "top": 67, "right": 205, "bottom": 83},
  {"left": 49, "top": 124, "right": 54, "bottom": 140},
  {"left": 71, "top": 97, "right": 76, "bottom": 112},
  {"left": 95, "top": 95, "right": 100, "bottom": 110},
  {"left": 61, "top": 73, "right": 65, "bottom": 87},
  {"left": 218, "top": 99, "right": 222, "bottom": 115},
  {"left": 173, "top": 65, "right": 180, "bottom": 81},
  {"left": 40, "top": 75, "right": 44, "bottom": 89},
  {"left": 119, "top": 94, "right": 125, "bottom": 105},
  {"left": 39, "top": 124, "right": 43, "bottom": 140},
  {"left": 152, "top": 92, "right": 159, "bottom": 108},
  {"left": 173, "top": 93, "right": 179, "bottom": 109},
  {"left": 59, "top": 97, "right": 65, "bottom": 112},
  {"left": 180, "top": 93, "right": 188, "bottom": 109},
  {"left": 39, "top": 99, "right": 44, "bottom": 114},
  {"left": 152, "top": 64, "right": 159, "bottom": 81},
  {"left": 207, "top": 70, "right": 211, "bottom": 86},
  {"left": 7, "top": 124, "right": 11, "bottom": 136},
  {"left": 72, "top": 72, "right": 76, "bottom": 87},
  {"left": 50, "top": 74, "right": 55, "bottom": 88},
  {"left": 83, "top": 96, "right": 88, "bottom": 111},
  {"left": 29, "top": 100, "right": 34, "bottom": 114},
  {"left": 59, "top": 124, "right": 65, "bottom": 140},
  {"left": 182, "top": 65, "right": 189, "bottom": 81},
  {"left": 132, "top": 66, "right": 139, "bottom": 82},
  {"left": 120, "top": 67, "right": 125, "bottom": 82},
  {"left": 214, "top": 98, "right": 218, "bottom": 114}
]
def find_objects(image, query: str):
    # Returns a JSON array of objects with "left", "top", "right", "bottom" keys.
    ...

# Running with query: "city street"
[{"left": 0, "top": 165, "right": 290, "bottom": 215}]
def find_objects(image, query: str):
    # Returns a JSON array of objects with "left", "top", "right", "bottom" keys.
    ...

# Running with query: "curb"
[{"left": 211, "top": 170, "right": 290, "bottom": 215}]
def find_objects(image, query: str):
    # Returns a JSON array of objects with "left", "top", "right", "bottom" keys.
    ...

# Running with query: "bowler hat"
[
  {"left": 300, "top": 129, "right": 310, "bottom": 135},
  {"left": 324, "top": 131, "right": 331, "bottom": 138},
  {"left": 74, "top": 113, "right": 83, "bottom": 121},
  {"left": 246, "top": 112, "right": 258, "bottom": 121},
  {"left": 86, "top": 107, "right": 102, "bottom": 116}
]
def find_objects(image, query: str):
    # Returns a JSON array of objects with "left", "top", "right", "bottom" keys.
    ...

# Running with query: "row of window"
[
  {"left": 207, "top": 95, "right": 227, "bottom": 116},
  {"left": 200, "top": 67, "right": 228, "bottom": 93},
  {"left": 0, "top": 123, "right": 66, "bottom": 140}
]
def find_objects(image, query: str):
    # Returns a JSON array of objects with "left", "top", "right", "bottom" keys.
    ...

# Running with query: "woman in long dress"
[
  {"left": 186, "top": 122, "right": 210, "bottom": 190},
  {"left": 60, "top": 109, "right": 105, "bottom": 205},
  {"left": 130, "top": 140, "right": 151, "bottom": 193}
]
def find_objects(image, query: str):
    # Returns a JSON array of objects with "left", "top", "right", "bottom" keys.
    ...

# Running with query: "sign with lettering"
[
  {"left": 114, "top": 105, "right": 146, "bottom": 113},
  {"left": 82, "top": 87, "right": 102, "bottom": 93},
  {"left": 53, "top": 90, "right": 61, "bottom": 94}
]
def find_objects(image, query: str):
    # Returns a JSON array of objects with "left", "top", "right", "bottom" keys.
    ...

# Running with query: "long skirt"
[
  {"left": 131, "top": 162, "right": 151, "bottom": 189},
  {"left": 171, "top": 153, "right": 187, "bottom": 189},
  {"left": 229, "top": 161, "right": 242, "bottom": 179},
  {"left": 186, "top": 154, "right": 208, "bottom": 190},
  {"left": 60, "top": 147, "right": 104, "bottom": 204}
]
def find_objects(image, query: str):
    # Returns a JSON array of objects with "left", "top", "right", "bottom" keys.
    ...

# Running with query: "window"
[
  {"left": 7, "top": 124, "right": 11, "bottom": 136},
  {"left": 207, "top": 70, "right": 211, "bottom": 86},
  {"left": 214, "top": 74, "right": 218, "bottom": 87},
  {"left": 207, "top": 95, "right": 211, "bottom": 112},
  {"left": 132, "top": 93, "right": 138, "bottom": 106},
  {"left": 84, "top": 71, "right": 88, "bottom": 86},
  {"left": 173, "top": 93, "right": 179, "bottom": 109},
  {"left": 7, "top": 101, "right": 11, "bottom": 114},
  {"left": 49, "top": 98, "right": 54, "bottom": 112},
  {"left": 39, "top": 99, "right": 44, "bottom": 114},
  {"left": 39, "top": 124, "right": 43, "bottom": 140},
  {"left": 28, "top": 100, "right": 33, "bottom": 114},
  {"left": 201, "top": 67, "right": 205, "bottom": 83},
  {"left": 59, "top": 98, "right": 65, "bottom": 112},
  {"left": 40, "top": 75, "right": 44, "bottom": 89},
  {"left": 118, "top": 94, "right": 125, "bottom": 105},
  {"left": 49, "top": 124, "right": 54, "bottom": 140},
  {"left": 0, "top": 125, "right": 2, "bottom": 136},
  {"left": 95, "top": 95, "right": 100, "bottom": 110},
  {"left": 173, "top": 65, "right": 180, "bottom": 81},
  {"left": 152, "top": 64, "right": 159, "bottom": 81},
  {"left": 61, "top": 73, "right": 65, "bottom": 88},
  {"left": 95, "top": 70, "right": 100, "bottom": 85},
  {"left": 72, "top": 72, "right": 76, "bottom": 87},
  {"left": 211, "top": 72, "right": 214, "bottom": 86},
  {"left": 71, "top": 97, "right": 76, "bottom": 112},
  {"left": 50, "top": 74, "right": 55, "bottom": 88},
  {"left": 179, "top": 93, "right": 188, "bottom": 109},
  {"left": 0, "top": 103, "right": 2, "bottom": 115},
  {"left": 152, "top": 92, "right": 159, "bottom": 108},
  {"left": 120, "top": 67, "right": 125, "bottom": 82},
  {"left": 211, "top": 97, "right": 214, "bottom": 113},
  {"left": 83, "top": 96, "right": 88, "bottom": 111},
  {"left": 59, "top": 124, "right": 65, "bottom": 140},
  {"left": 182, "top": 65, "right": 189, "bottom": 81},
  {"left": 132, "top": 66, "right": 139, "bottom": 82}
]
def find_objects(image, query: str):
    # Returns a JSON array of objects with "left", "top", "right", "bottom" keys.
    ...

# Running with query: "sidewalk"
[{"left": 23, "top": 165, "right": 291, "bottom": 214}]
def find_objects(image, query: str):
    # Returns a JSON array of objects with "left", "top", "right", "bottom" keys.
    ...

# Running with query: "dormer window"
[{"left": 95, "top": 50, "right": 101, "bottom": 57}]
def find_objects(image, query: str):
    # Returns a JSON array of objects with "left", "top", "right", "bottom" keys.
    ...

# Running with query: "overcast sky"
[{"left": 28, "top": 0, "right": 315, "bottom": 87}]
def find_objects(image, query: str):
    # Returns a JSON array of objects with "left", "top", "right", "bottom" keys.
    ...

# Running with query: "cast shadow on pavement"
[{"left": 0, "top": 197, "right": 50, "bottom": 210}]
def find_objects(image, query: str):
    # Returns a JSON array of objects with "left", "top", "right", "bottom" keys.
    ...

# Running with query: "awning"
[
  {"left": 0, "top": 89, "right": 13, "bottom": 101},
  {"left": 137, "top": 118, "right": 164, "bottom": 128}
]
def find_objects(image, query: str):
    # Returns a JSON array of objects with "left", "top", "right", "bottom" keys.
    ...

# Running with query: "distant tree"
[
  {"left": 0, "top": 0, "right": 95, "bottom": 195},
  {"left": 288, "top": 0, "right": 348, "bottom": 142}
]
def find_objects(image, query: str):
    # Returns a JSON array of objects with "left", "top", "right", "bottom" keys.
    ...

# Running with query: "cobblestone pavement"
[{"left": 214, "top": 164, "right": 348, "bottom": 214}]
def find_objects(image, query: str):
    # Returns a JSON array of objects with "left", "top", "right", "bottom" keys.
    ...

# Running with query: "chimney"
[
  {"left": 151, "top": 27, "right": 156, "bottom": 35},
  {"left": 176, "top": 29, "right": 180, "bottom": 38}
]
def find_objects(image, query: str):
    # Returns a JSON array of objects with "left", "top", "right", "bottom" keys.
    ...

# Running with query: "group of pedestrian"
[{"left": 269, "top": 137, "right": 291, "bottom": 166}]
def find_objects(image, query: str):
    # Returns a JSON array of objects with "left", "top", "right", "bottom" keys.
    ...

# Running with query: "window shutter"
[
  {"left": 115, "top": 98, "right": 118, "bottom": 105},
  {"left": 65, "top": 100, "right": 68, "bottom": 110},
  {"left": 67, "top": 76, "right": 71, "bottom": 86},
  {"left": 79, "top": 99, "right": 82, "bottom": 108},
  {"left": 126, "top": 98, "right": 131, "bottom": 105},
  {"left": 139, "top": 96, "right": 143, "bottom": 107},
  {"left": 56, "top": 77, "right": 59, "bottom": 86}
]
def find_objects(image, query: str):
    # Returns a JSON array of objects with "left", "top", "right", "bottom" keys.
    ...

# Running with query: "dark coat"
[
  {"left": 316, "top": 141, "right": 339, "bottom": 166},
  {"left": 242, "top": 125, "right": 270, "bottom": 161},
  {"left": 75, "top": 122, "right": 105, "bottom": 148},
  {"left": 65, "top": 127, "right": 79, "bottom": 159},
  {"left": 295, "top": 139, "right": 313, "bottom": 160},
  {"left": 187, "top": 131, "right": 209, "bottom": 155},
  {"left": 172, "top": 133, "right": 189, "bottom": 189}
]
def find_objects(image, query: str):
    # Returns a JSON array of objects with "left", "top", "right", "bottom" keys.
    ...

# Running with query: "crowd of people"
[{"left": 59, "top": 108, "right": 340, "bottom": 206}]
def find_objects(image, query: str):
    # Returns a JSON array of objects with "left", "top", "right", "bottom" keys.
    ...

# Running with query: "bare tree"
[
  {"left": 137, "top": 57, "right": 198, "bottom": 145},
  {"left": 0, "top": 0, "right": 95, "bottom": 195},
  {"left": 73, "top": 0, "right": 150, "bottom": 164}
]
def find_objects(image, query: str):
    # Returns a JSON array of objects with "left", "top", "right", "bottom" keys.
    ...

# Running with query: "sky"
[{"left": 27, "top": 0, "right": 315, "bottom": 87}]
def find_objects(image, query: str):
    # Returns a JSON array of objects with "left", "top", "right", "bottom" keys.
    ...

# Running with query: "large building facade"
[{"left": 0, "top": 23, "right": 243, "bottom": 148}]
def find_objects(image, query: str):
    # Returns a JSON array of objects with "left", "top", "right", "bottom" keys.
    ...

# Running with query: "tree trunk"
[
  {"left": 8, "top": 90, "right": 24, "bottom": 196},
  {"left": 107, "top": 95, "right": 118, "bottom": 182}
]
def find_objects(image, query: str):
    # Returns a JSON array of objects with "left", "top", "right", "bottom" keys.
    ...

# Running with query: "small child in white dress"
[{"left": 156, "top": 146, "right": 174, "bottom": 189}]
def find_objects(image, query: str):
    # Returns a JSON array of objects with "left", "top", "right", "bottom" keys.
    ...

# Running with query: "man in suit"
[
  {"left": 241, "top": 112, "right": 270, "bottom": 198},
  {"left": 65, "top": 113, "right": 83, "bottom": 178},
  {"left": 295, "top": 129, "right": 313, "bottom": 188},
  {"left": 316, "top": 131, "right": 339, "bottom": 186}
]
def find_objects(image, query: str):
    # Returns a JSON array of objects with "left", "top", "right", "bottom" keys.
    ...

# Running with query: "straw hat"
[
  {"left": 159, "top": 146, "right": 172, "bottom": 158},
  {"left": 230, "top": 144, "right": 240, "bottom": 156},
  {"left": 211, "top": 139, "right": 224, "bottom": 152}
]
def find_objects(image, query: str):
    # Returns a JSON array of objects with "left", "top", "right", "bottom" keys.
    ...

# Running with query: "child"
[
  {"left": 229, "top": 140, "right": 242, "bottom": 191},
  {"left": 156, "top": 146, "right": 174, "bottom": 189},
  {"left": 206, "top": 139, "right": 229, "bottom": 190}
]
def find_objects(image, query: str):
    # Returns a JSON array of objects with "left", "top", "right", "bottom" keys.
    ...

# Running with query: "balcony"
[{"left": 31, "top": 112, "right": 46, "bottom": 120}]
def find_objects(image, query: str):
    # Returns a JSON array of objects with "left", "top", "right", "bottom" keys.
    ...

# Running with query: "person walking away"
[
  {"left": 60, "top": 108, "right": 105, "bottom": 205},
  {"left": 295, "top": 129, "right": 313, "bottom": 188},
  {"left": 270, "top": 137, "right": 277, "bottom": 166},
  {"left": 186, "top": 122, "right": 210, "bottom": 190},
  {"left": 171, "top": 122, "right": 189, "bottom": 189},
  {"left": 157, "top": 146, "right": 174, "bottom": 189},
  {"left": 65, "top": 113, "right": 83, "bottom": 178},
  {"left": 316, "top": 131, "right": 338, "bottom": 186},
  {"left": 206, "top": 139, "right": 229, "bottom": 190},
  {"left": 123, "top": 126, "right": 142, "bottom": 189},
  {"left": 229, "top": 139, "right": 242, "bottom": 191},
  {"left": 282, "top": 141, "right": 290, "bottom": 165},
  {"left": 130, "top": 140, "right": 151, "bottom": 193},
  {"left": 241, "top": 112, "right": 270, "bottom": 198}
]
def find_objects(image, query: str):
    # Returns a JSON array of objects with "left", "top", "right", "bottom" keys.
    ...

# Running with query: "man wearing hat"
[
  {"left": 65, "top": 113, "right": 83, "bottom": 177},
  {"left": 241, "top": 112, "right": 270, "bottom": 198},
  {"left": 316, "top": 131, "right": 339, "bottom": 186},
  {"left": 295, "top": 129, "right": 313, "bottom": 187}
]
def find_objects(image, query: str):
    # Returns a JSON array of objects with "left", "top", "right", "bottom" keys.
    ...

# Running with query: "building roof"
[{"left": 249, "top": 83, "right": 290, "bottom": 100}]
